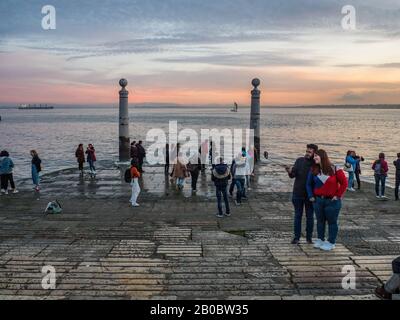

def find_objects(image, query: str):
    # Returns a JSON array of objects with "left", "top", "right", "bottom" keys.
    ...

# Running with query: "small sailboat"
[{"left": 231, "top": 102, "right": 238, "bottom": 112}]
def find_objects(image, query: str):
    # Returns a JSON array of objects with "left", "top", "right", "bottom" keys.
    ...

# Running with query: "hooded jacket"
[
  {"left": 234, "top": 156, "right": 247, "bottom": 178},
  {"left": 0, "top": 156, "right": 14, "bottom": 175},
  {"left": 212, "top": 163, "right": 231, "bottom": 187}
]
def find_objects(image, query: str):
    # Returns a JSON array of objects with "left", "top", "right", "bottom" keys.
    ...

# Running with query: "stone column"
[
  {"left": 250, "top": 78, "right": 261, "bottom": 163},
  {"left": 119, "top": 79, "right": 130, "bottom": 162}
]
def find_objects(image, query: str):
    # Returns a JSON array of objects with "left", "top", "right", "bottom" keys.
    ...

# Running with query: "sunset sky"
[{"left": 0, "top": 0, "right": 400, "bottom": 106}]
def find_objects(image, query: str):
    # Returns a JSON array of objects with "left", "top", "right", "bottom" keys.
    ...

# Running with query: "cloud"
[{"left": 338, "top": 92, "right": 363, "bottom": 102}]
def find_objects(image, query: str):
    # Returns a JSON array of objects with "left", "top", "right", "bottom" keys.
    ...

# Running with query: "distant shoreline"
[{"left": 1, "top": 104, "right": 399, "bottom": 110}]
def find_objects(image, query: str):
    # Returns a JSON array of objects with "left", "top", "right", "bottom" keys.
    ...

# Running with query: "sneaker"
[
  {"left": 224, "top": 212, "right": 231, "bottom": 217},
  {"left": 376, "top": 195, "right": 382, "bottom": 199},
  {"left": 234, "top": 200, "right": 241, "bottom": 206},
  {"left": 375, "top": 286, "right": 392, "bottom": 300},
  {"left": 320, "top": 242, "right": 336, "bottom": 251},
  {"left": 34, "top": 186, "right": 40, "bottom": 192},
  {"left": 313, "top": 239, "right": 325, "bottom": 249},
  {"left": 4, "top": 190, "right": 9, "bottom": 195},
  {"left": 381, "top": 195, "right": 389, "bottom": 200},
  {"left": 132, "top": 203, "right": 140, "bottom": 207},
  {"left": 0, "top": 189, "right": 6, "bottom": 194},
  {"left": 347, "top": 188, "right": 356, "bottom": 192},
  {"left": 216, "top": 213, "right": 224, "bottom": 218},
  {"left": 291, "top": 239, "right": 300, "bottom": 245}
]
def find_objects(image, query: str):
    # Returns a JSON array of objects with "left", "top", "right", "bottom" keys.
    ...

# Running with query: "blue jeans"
[
  {"left": 292, "top": 197, "right": 314, "bottom": 241},
  {"left": 88, "top": 159, "right": 96, "bottom": 172},
  {"left": 348, "top": 172, "right": 354, "bottom": 189},
  {"left": 234, "top": 178, "right": 245, "bottom": 203},
  {"left": 32, "top": 164, "right": 40, "bottom": 186},
  {"left": 177, "top": 177, "right": 185, "bottom": 188},
  {"left": 375, "top": 174, "right": 386, "bottom": 196},
  {"left": 314, "top": 197, "right": 342, "bottom": 244},
  {"left": 216, "top": 185, "right": 230, "bottom": 215}
]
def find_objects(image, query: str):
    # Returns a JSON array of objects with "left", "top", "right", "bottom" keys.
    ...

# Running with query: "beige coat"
[{"left": 172, "top": 160, "right": 188, "bottom": 179}]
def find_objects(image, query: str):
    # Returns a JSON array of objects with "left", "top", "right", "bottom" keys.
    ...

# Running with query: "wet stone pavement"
[{"left": 0, "top": 162, "right": 399, "bottom": 300}]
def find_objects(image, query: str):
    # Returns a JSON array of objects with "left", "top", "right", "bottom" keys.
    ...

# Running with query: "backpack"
[
  {"left": 374, "top": 161, "right": 385, "bottom": 175},
  {"left": 44, "top": 200, "right": 62, "bottom": 214},
  {"left": 124, "top": 168, "right": 132, "bottom": 183}
]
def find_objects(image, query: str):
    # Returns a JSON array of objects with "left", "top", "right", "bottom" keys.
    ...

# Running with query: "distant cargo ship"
[{"left": 18, "top": 104, "right": 54, "bottom": 110}]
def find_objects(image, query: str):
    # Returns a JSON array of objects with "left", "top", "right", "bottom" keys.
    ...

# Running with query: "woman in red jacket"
[
  {"left": 306, "top": 149, "right": 348, "bottom": 251},
  {"left": 372, "top": 153, "right": 389, "bottom": 199}
]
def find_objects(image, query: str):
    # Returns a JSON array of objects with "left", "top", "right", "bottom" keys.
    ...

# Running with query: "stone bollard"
[
  {"left": 250, "top": 78, "right": 261, "bottom": 163},
  {"left": 119, "top": 79, "right": 130, "bottom": 162}
]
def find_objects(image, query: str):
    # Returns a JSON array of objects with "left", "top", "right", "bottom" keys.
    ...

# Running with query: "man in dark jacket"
[
  {"left": 137, "top": 141, "right": 146, "bottom": 173},
  {"left": 212, "top": 157, "right": 231, "bottom": 218},
  {"left": 130, "top": 141, "right": 138, "bottom": 162},
  {"left": 394, "top": 153, "right": 400, "bottom": 201},
  {"left": 286, "top": 144, "right": 318, "bottom": 245}
]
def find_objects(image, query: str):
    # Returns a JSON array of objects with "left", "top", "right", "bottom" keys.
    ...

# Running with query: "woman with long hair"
[
  {"left": 85, "top": 144, "right": 97, "bottom": 176},
  {"left": 75, "top": 144, "right": 85, "bottom": 175},
  {"left": 306, "top": 149, "right": 348, "bottom": 251},
  {"left": 30, "top": 150, "right": 42, "bottom": 192}
]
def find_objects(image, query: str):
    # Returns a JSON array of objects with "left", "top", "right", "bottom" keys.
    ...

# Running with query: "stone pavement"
[{"left": 0, "top": 162, "right": 399, "bottom": 300}]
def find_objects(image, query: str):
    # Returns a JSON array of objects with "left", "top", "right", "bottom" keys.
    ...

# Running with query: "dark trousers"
[
  {"left": 395, "top": 176, "right": 400, "bottom": 200},
  {"left": 78, "top": 161, "right": 84, "bottom": 171},
  {"left": 393, "top": 257, "right": 400, "bottom": 274},
  {"left": 191, "top": 171, "right": 199, "bottom": 190},
  {"left": 164, "top": 163, "right": 169, "bottom": 175},
  {"left": 234, "top": 178, "right": 245, "bottom": 203},
  {"left": 354, "top": 171, "right": 361, "bottom": 189},
  {"left": 375, "top": 174, "right": 386, "bottom": 196},
  {"left": 292, "top": 197, "right": 314, "bottom": 241},
  {"left": 138, "top": 158, "right": 144, "bottom": 172},
  {"left": 216, "top": 185, "right": 230, "bottom": 215},
  {"left": 229, "top": 178, "right": 236, "bottom": 195},
  {"left": 0, "top": 173, "right": 15, "bottom": 190}
]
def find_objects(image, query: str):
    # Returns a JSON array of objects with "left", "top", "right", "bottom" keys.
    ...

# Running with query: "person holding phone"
[{"left": 286, "top": 144, "right": 318, "bottom": 245}]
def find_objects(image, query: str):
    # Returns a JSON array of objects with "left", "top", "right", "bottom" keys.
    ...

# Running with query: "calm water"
[{"left": 0, "top": 106, "right": 399, "bottom": 184}]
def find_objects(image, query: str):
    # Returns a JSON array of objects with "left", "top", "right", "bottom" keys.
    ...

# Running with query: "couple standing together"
[{"left": 286, "top": 144, "right": 348, "bottom": 252}]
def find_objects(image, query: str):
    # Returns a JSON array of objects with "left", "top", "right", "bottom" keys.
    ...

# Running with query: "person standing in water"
[
  {"left": 372, "top": 153, "right": 389, "bottom": 199},
  {"left": 129, "top": 160, "right": 141, "bottom": 207},
  {"left": 30, "top": 150, "right": 42, "bottom": 192},
  {"left": 86, "top": 144, "right": 97, "bottom": 176},
  {"left": 307, "top": 149, "right": 348, "bottom": 252},
  {"left": 394, "top": 153, "right": 400, "bottom": 201},
  {"left": 75, "top": 144, "right": 85, "bottom": 175},
  {"left": 286, "top": 144, "right": 318, "bottom": 245},
  {"left": 0, "top": 150, "right": 18, "bottom": 194}
]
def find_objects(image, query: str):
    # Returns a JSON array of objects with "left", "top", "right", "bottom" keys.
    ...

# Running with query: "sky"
[{"left": 0, "top": 0, "right": 399, "bottom": 106}]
